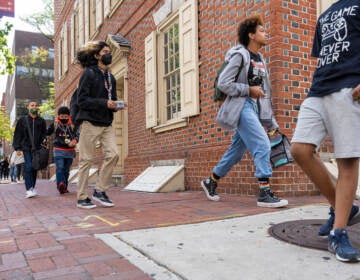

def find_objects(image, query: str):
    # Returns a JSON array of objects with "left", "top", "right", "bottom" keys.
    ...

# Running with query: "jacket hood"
[{"left": 224, "top": 44, "right": 248, "bottom": 62}]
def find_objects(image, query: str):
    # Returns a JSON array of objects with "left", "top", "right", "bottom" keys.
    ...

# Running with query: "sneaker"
[
  {"left": 92, "top": 190, "right": 114, "bottom": 207},
  {"left": 31, "top": 188, "right": 37, "bottom": 196},
  {"left": 77, "top": 198, "right": 96, "bottom": 209},
  {"left": 257, "top": 188, "right": 288, "bottom": 208},
  {"left": 318, "top": 205, "right": 360, "bottom": 236},
  {"left": 25, "top": 190, "right": 35, "bottom": 198},
  {"left": 328, "top": 228, "right": 360, "bottom": 262},
  {"left": 57, "top": 182, "right": 67, "bottom": 194},
  {"left": 201, "top": 177, "right": 220, "bottom": 201}
]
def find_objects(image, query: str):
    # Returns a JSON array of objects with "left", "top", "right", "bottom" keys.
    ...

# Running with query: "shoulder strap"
[{"left": 25, "top": 117, "right": 36, "bottom": 151}]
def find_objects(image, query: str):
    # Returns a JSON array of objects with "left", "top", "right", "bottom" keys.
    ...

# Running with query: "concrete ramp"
[{"left": 125, "top": 164, "right": 184, "bottom": 193}]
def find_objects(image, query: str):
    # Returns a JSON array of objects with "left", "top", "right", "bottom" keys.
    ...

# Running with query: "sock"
[
  {"left": 258, "top": 178, "right": 270, "bottom": 189},
  {"left": 212, "top": 173, "right": 220, "bottom": 180}
]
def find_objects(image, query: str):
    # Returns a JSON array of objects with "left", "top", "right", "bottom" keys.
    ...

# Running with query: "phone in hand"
[{"left": 115, "top": 100, "right": 125, "bottom": 109}]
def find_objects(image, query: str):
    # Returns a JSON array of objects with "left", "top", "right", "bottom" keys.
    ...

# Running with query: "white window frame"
[{"left": 144, "top": 0, "right": 199, "bottom": 132}]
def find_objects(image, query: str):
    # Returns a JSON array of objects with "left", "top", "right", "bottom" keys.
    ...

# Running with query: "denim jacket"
[{"left": 216, "top": 45, "right": 278, "bottom": 131}]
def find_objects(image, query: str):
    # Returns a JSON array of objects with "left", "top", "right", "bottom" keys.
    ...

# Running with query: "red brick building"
[{"left": 54, "top": 0, "right": 335, "bottom": 196}]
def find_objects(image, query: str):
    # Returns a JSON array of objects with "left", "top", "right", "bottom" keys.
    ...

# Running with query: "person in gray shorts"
[{"left": 291, "top": 0, "right": 360, "bottom": 263}]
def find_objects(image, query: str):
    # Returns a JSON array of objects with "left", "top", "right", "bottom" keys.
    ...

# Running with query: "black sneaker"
[
  {"left": 257, "top": 188, "right": 288, "bottom": 208},
  {"left": 328, "top": 228, "right": 360, "bottom": 262},
  {"left": 201, "top": 177, "right": 220, "bottom": 201},
  {"left": 77, "top": 198, "right": 96, "bottom": 209},
  {"left": 319, "top": 205, "right": 360, "bottom": 237},
  {"left": 92, "top": 190, "right": 114, "bottom": 207}
]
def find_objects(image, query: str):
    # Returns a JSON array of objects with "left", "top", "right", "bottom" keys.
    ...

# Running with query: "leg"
[
  {"left": 213, "top": 130, "right": 246, "bottom": 177},
  {"left": 291, "top": 143, "right": 336, "bottom": 206},
  {"left": 23, "top": 151, "right": 35, "bottom": 191},
  {"left": 95, "top": 125, "right": 119, "bottom": 192},
  {"left": 333, "top": 158, "right": 359, "bottom": 229},
  {"left": 237, "top": 99, "right": 272, "bottom": 179},
  {"left": 63, "top": 158, "right": 73, "bottom": 187},
  {"left": 77, "top": 121, "right": 99, "bottom": 200}
]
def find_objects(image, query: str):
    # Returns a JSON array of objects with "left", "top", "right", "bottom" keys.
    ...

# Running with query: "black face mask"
[
  {"left": 59, "top": 118, "right": 68, "bottom": 124},
  {"left": 101, "top": 53, "right": 112, "bottom": 65}
]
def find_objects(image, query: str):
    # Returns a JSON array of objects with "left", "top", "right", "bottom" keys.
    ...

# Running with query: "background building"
[
  {"left": 1, "top": 30, "right": 54, "bottom": 157},
  {"left": 54, "top": 0, "right": 337, "bottom": 196}
]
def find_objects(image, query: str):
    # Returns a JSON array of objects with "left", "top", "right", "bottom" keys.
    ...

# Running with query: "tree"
[
  {"left": 20, "top": 0, "right": 54, "bottom": 42},
  {"left": 18, "top": 47, "right": 54, "bottom": 119},
  {"left": 0, "top": 106, "right": 14, "bottom": 142},
  {"left": 0, "top": 22, "right": 15, "bottom": 75}
]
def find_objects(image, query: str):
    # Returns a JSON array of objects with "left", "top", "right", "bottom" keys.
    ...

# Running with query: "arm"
[
  {"left": 46, "top": 122, "right": 55, "bottom": 136},
  {"left": 217, "top": 53, "right": 249, "bottom": 97},
  {"left": 13, "top": 118, "right": 24, "bottom": 151},
  {"left": 77, "top": 68, "right": 108, "bottom": 110}
]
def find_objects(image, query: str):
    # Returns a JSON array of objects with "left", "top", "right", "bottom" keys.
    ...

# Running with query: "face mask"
[
  {"left": 29, "top": 109, "right": 38, "bottom": 115},
  {"left": 101, "top": 53, "right": 112, "bottom": 65},
  {"left": 59, "top": 118, "right": 68, "bottom": 124}
]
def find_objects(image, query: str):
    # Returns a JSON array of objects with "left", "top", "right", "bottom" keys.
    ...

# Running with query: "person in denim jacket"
[{"left": 201, "top": 14, "right": 288, "bottom": 208}]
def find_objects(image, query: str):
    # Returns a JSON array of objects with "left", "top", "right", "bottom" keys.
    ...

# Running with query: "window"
[
  {"left": 144, "top": 0, "right": 199, "bottom": 131},
  {"left": 58, "top": 23, "right": 68, "bottom": 78},
  {"left": 48, "top": 48, "right": 54, "bottom": 59},
  {"left": 163, "top": 22, "right": 181, "bottom": 120}
]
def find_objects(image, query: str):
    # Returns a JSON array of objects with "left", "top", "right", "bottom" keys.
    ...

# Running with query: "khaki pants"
[{"left": 77, "top": 121, "right": 119, "bottom": 200}]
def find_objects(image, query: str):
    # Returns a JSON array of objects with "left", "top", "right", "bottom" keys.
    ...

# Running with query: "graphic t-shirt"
[
  {"left": 248, "top": 51, "right": 266, "bottom": 87},
  {"left": 308, "top": 0, "right": 360, "bottom": 97}
]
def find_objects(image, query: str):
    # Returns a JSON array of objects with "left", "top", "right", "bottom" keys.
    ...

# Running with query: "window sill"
[{"left": 152, "top": 118, "right": 188, "bottom": 133}]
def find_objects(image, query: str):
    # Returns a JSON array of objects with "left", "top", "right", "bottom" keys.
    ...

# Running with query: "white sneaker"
[
  {"left": 25, "top": 190, "right": 35, "bottom": 198},
  {"left": 31, "top": 188, "right": 37, "bottom": 196}
]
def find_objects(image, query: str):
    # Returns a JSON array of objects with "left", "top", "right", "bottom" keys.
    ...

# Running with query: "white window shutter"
[
  {"left": 95, "top": 0, "right": 103, "bottom": 29},
  {"left": 104, "top": 0, "right": 110, "bottom": 17},
  {"left": 78, "top": 0, "right": 84, "bottom": 46},
  {"left": 58, "top": 39, "right": 62, "bottom": 78},
  {"left": 145, "top": 31, "right": 158, "bottom": 128},
  {"left": 63, "top": 23, "right": 68, "bottom": 72},
  {"left": 84, "top": 0, "right": 89, "bottom": 41},
  {"left": 70, "top": 15, "right": 75, "bottom": 59},
  {"left": 179, "top": 0, "right": 199, "bottom": 118}
]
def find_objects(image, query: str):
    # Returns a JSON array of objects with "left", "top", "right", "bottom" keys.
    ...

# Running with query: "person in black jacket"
[
  {"left": 47, "top": 106, "right": 79, "bottom": 194},
  {"left": 13, "top": 101, "right": 47, "bottom": 198},
  {"left": 75, "top": 40, "right": 124, "bottom": 209}
]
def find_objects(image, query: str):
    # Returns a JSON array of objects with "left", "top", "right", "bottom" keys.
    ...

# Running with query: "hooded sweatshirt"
[{"left": 216, "top": 44, "right": 278, "bottom": 131}]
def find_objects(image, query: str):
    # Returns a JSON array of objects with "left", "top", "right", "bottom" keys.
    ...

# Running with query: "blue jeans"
[
  {"left": 9, "top": 166, "right": 17, "bottom": 182},
  {"left": 23, "top": 151, "right": 38, "bottom": 190},
  {"left": 54, "top": 157, "right": 73, "bottom": 187},
  {"left": 213, "top": 98, "right": 272, "bottom": 179}
]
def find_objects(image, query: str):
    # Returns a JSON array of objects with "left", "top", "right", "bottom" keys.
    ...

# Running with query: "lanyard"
[{"left": 103, "top": 71, "right": 112, "bottom": 100}]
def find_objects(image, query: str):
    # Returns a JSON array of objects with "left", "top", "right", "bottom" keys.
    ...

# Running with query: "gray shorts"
[{"left": 292, "top": 88, "right": 360, "bottom": 158}]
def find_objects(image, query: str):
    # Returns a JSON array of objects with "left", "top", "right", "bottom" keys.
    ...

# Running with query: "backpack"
[
  {"left": 212, "top": 58, "right": 243, "bottom": 102},
  {"left": 70, "top": 88, "right": 80, "bottom": 125}
]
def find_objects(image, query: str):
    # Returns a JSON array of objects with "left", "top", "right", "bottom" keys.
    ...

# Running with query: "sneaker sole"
[
  {"left": 25, "top": 194, "right": 36, "bottom": 198},
  {"left": 92, "top": 196, "right": 115, "bottom": 207},
  {"left": 257, "top": 199, "right": 288, "bottom": 208},
  {"left": 77, "top": 204, "right": 96, "bottom": 209},
  {"left": 200, "top": 181, "right": 220, "bottom": 201}
]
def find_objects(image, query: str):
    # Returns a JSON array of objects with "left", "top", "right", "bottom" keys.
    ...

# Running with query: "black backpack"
[
  {"left": 212, "top": 59, "right": 243, "bottom": 102},
  {"left": 70, "top": 88, "right": 80, "bottom": 125}
]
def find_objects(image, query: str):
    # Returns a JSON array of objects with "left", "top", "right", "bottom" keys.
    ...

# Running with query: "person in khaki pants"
[{"left": 75, "top": 40, "right": 124, "bottom": 209}]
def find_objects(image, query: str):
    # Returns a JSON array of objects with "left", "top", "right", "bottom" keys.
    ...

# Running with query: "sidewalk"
[{"left": 0, "top": 179, "right": 356, "bottom": 279}]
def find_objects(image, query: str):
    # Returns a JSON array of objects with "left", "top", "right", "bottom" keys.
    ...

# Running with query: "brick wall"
[{"left": 55, "top": 0, "right": 324, "bottom": 196}]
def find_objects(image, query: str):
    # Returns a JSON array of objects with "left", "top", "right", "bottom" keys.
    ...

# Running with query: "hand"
[
  {"left": 68, "top": 139, "right": 77, "bottom": 147},
  {"left": 352, "top": 84, "right": 360, "bottom": 103},
  {"left": 249, "top": 86, "right": 266, "bottom": 99},
  {"left": 107, "top": 100, "right": 118, "bottom": 110}
]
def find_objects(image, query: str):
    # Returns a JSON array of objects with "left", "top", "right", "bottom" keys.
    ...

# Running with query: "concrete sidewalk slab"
[{"left": 97, "top": 205, "right": 360, "bottom": 280}]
